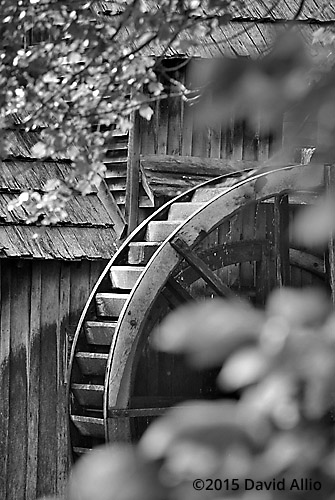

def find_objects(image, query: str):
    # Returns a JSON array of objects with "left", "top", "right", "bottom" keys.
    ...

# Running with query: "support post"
[
  {"left": 273, "top": 194, "right": 290, "bottom": 287},
  {"left": 324, "top": 164, "right": 335, "bottom": 303},
  {"left": 125, "top": 111, "right": 141, "bottom": 235}
]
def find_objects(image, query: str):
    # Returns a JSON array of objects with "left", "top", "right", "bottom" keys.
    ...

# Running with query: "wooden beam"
[
  {"left": 324, "top": 164, "right": 335, "bottom": 302},
  {"left": 140, "top": 155, "right": 256, "bottom": 199},
  {"left": 125, "top": 111, "right": 141, "bottom": 235},
  {"left": 162, "top": 278, "right": 194, "bottom": 308},
  {"left": 289, "top": 249, "right": 325, "bottom": 278},
  {"left": 170, "top": 237, "right": 236, "bottom": 298},
  {"left": 141, "top": 154, "right": 259, "bottom": 176},
  {"left": 273, "top": 194, "right": 290, "bottom": 287},
  {"left": 176, "top": 239, "right": 265, "bottom": 285},
  {"left": 97, "top": 179, "right": 126, "bottom": 242},
  {"left": 108, "top": 406, "right": 185, "bottom": 418},
  {"left": 108, "top": 407, "right": 166, "bottom": 418},
  {"left": 131, "top": 396, "right": 186, "bottom": 407}
]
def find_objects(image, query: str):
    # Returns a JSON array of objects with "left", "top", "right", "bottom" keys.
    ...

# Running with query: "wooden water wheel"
[{"left": 68, "top": 163, "right": 329, "bottom": 458}]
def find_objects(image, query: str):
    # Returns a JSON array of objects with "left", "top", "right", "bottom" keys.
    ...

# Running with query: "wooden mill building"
[{"left": 1, "top": 1, "right": 335, "bottom": 499}]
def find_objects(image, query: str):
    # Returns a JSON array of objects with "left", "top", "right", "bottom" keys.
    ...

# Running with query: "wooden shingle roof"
[
  {"left": 93, "top": 0, "right": 335, "bottom": 58},
  {"left": 0, "top": 159, "right": 118, "bottom": 260}
]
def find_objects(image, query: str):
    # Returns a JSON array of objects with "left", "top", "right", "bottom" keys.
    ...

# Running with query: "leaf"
[
  {"left": 68, "top": 52, "right": 82, "bottom": 64},
  {"left": 68, "top": 444, "right": 164, "bottom": 500},
  {"left": 31, "top": 141, "right": 47, "bottom": 158},
  {"left": 219, "top": 347, "right": 269, "bottom": 390},
  {"left": 147, "top": 81, "right": 164, "bottom": 96},
  {"left": 266, "top": 287, "right": 331, "bottom": 328},
  {"left": 139, "top": 105, "right": 154, "bottom": 121},
  {"left": 44, "top": 179, "right": 60, "bottom": 191},
  {"left": 139, "top": 401, "right": 259, "bottom": 461},
  {"left": 153, "top": 299, "right": 263, "bottom": 367},
  {"left": 293, "top": 196, "right": 335, "bottom": 247}
]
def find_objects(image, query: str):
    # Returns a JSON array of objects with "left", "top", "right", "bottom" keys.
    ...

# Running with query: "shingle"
[
  {"left": 0, "top": 225, "right": 117, "bottom": 259},
  {"left": 94, "top": 0, "right": 335, "bottom": 59},
  {"left": 0, "top": 158, "right": 118, "bottom": 259}
]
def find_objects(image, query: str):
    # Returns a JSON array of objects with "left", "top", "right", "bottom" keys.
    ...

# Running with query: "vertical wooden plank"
[
  {"left": 166, "top": 67, "right": 183, "bottom": 156},
  {"left": 273, "top": 194, "right": 290, "bottom": 287},
  {"left": 265, "top": 202, "right": 276, "bottom": 291},
  {"left": 26, "top": 262, "right": 42, "bottom": 500},
  {"left": 221, "top": 114, "right": 234, "bottom": 159},
  {"left": 69, "top": 261, "right": 92, "bottom": 333},
  {"left": 255, "top": 203, "right": 270, "bottom": 305},
  {"left": 148, "top": 298, "right": 170, "bottom": 401},
  {"left": 227, "top": 212, "right": 242, "bottom": 290},
  {"left": 210, "top": 125, "right": 221, "bottom": 159},
  {"left": 310, "top": 270, "right": 326, "bottom": 289},
  {"left": 125, "top": 111, "right": 141, "bottom": 234},
  {"left": 37, "top": 262, "right": 60, "bottom": 498},
  {"left": 134, "top": 342, "right": 149, "bottom": 398},
  {"left": 0, "top": 262, "right": 11, "bottom": 500},
  {"left": 240, "top": 204, "right": 256, "bottom": 293},
  {"left": 89, "top": 261, "right": 107, "bottom": 292},
  {"left": 191, "top": 58, "right": 209, "bottom": 158},
  {"left": 7, "top": 261, "right": 29, "bottom": 500},
  {"left": 107, "top": 416, "right": 132, "bottom": 443},
  {"left": 202, "top": 227, "right": 220, "bottom": 297},
  {"left": 232, "top": 117, "right": 243, "bottom": 160},
  {"left": 242, "top": 121, "right": 257, "bottom": 160},
  {"left": 216, "top": 218, "right": 230, "bottom": 290},
  {"left": 301, "top": 269, "right": 314, "bottom": 286},
  {"left": 167, "top": 95, "right": 182, "bottom": 156},
  {"left": 157, "top": 94, "right": 169, "bottom": 155},
  {"left": 182, "top": 60, "right": 195, "bottom": 157},
  {"left": 57, "top": 262, "right": 71, "bottom": 497},
  {"left": 269, "top": 113, "right": 284, "bottom": 157},
  {"left": 325, "top": 164, "right": 335, "bottom": 302},
  {"left": 181, "top": 101, "right": 193, "bottom": 156},
  {"left": 192, "top": 122, "right": 209, "bottom": 157},
  {"left": 257, "top": 113, "right": 270, "bottom": 162},
  {"left": 139, "top": 110, "right": 156, "bottom": 155},
  {"left": 290, "top": 265, "right": 302, "bottom": 289}
]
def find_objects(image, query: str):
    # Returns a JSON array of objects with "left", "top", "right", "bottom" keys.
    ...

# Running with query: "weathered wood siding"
[
  {"left": 139, "top": 59, "right": 319, "bottom": 162},
  {"left": 0, "top": 258, "right": 106, "bottom": 500},
  {"left": 138, "top": 60, "right": 280, "bottom": 161}
]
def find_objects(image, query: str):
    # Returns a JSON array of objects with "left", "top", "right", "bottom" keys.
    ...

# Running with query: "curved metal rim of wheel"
[{"left": 104, "top": 163, "right": 324, "bottom": 441}]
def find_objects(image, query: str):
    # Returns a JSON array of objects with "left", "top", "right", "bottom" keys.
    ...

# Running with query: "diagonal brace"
[{"left": 171, "top": 237, "right": 236, "bottom": 299}]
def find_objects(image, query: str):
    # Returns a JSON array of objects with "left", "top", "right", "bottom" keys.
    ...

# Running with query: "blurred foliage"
[{"left": 64, "top": 287, "right": 335, "bottom": 500}]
